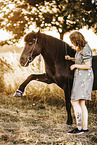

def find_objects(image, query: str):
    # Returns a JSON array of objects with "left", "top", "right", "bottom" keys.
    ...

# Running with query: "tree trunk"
[{"left": 60, "top": 32, "right": 64, "bottom": 40}]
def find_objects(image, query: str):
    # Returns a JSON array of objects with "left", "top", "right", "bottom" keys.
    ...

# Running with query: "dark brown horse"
[{"left": 13, "top": 31, "right": 97, "bottom": 125}]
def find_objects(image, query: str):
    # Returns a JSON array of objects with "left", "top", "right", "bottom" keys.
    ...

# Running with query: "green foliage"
[{"left": 0, "top": 0, "right": 96, "bottom": 45}]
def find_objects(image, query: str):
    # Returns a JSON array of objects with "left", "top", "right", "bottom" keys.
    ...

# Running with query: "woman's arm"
[
  {"left": 65, "top": 55, "right": 75, "bottom": 62},
  {"left": 70, "top": 60, "right": 91, "bottom": 70}
]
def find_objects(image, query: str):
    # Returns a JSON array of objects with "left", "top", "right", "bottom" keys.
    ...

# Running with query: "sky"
[{"left": 0, "top": 26, "right": 97, "bottom": 49}]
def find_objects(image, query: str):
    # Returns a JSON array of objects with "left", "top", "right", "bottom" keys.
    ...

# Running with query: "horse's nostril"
[{"left": 20, "top": 57, "right": 25, "bottom": 65}]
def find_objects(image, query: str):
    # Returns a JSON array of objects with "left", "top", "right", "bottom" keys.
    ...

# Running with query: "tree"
[
  {"left": 0, "top": 0, "right": 96, "bottom": 45},
  {"left": 33, "top": 0, "right": 97, "bottom": 39},
  {"left": 0, "top": 0, "right": 38, "bottom": 45}
]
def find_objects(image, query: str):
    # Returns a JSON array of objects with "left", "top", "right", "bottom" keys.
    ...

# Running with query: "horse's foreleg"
[
  {"left": 13, "top": 73, "right": 53, "bottom": 97},
  {"left": 64, "top": 89, "right": 73, "bottom": 125},
  {"left": 19, "top": 73, "right": 53, "bottom": 92}
]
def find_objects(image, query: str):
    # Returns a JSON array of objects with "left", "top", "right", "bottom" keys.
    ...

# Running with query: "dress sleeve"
[{"left": 82, "top": 44, "right": 92, "bottom": 62}]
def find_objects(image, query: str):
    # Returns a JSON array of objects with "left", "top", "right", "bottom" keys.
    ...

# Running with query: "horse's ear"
[
  {"left": 38, "top": 30, "right": 40, "bottom": 33},
  {"left": 36, "top": 30, "right": 40, "bottom": 37},
  {"left": 32, "top": 30, "right": 35, "bottom": 33}
]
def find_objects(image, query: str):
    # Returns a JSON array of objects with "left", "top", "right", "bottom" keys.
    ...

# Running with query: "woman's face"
[
  {"left": 71, "top": 40, "right": 78, "bottom": 51},
  {"left": 71, "top": 39, "right": 76, "bottom": 46}
]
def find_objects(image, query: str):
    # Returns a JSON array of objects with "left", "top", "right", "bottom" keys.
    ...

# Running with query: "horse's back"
[{"left": 92, "top": 55, "right": 97, "bottom": 90}]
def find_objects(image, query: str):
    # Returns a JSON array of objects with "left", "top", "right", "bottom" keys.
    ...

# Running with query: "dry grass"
[
  {"left": 0, "top": 46, "right": 97, "bottom": 144},
  {"left": 0, "top": 48, "right": 65, "bottom": 104},
  {"left": 0, "top": 93, "right": 97, "bottom": 145},
  {"left": 0, "top": 45, "right": 23, "bottom": 53}
]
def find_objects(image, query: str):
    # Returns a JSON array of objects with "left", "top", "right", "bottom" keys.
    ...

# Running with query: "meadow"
[{"left": 0, "top": 45, "right": 97, "bottom": 145}]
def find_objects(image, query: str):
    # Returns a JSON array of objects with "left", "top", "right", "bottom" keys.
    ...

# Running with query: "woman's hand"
[
  {"left": 65, "top": 55, "right": 71, "bottom": 60},
  {"left": 70, "top": 64, "right": 77, "bottom": 70},
  {"left": 70, "top": 60, "right": 91, "bottom": 70},
  {"left": 65, "top": 55, "right": 75, "bottom": 61}
]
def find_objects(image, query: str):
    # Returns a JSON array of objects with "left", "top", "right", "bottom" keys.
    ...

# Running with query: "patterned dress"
[{"left": 71, "top": 43, "right": 94, "bottom": 101}]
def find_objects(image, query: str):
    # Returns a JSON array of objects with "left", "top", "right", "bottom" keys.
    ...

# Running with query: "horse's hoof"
[{"left": 13, "top": 89, "right": 23, "bottom": 97}]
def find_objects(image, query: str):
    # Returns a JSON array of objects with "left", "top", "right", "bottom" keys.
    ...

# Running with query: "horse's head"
[{"left": 20, "top": 31, "right": 42, "bottom": 67}]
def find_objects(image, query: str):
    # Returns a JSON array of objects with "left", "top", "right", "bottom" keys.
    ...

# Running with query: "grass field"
[
  {"left": 0, "top": 93, "right": 97, "bottom": 145},
  {"left": 0, "top": 45, "right": 97, "bottom": 145}
]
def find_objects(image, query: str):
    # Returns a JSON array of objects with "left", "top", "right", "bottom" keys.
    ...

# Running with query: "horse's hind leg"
[
  {"left": 64, "top": 90, "right": 73, "bottom": 125},
  {"left": 13, "top": 73, "right": 53, "bottom": 97}
]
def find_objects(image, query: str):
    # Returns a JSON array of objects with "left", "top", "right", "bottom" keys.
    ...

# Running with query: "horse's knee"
[{"left": 27, "top": 74, "right": 33, "bottom": 81}]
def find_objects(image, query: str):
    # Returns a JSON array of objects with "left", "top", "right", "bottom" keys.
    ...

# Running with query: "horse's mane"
[
  {"left": 24, "top": 31, "right": 75, "bottom": 59},
  {"left": 39, "top": 32, "right": 75, "bottom": 59}
]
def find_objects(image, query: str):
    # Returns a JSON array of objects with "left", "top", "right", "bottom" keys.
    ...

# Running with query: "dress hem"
[{"left": 71, "top": 99, "right": 92, "bottom": 102}]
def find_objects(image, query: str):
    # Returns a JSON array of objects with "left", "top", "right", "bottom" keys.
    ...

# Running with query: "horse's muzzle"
[{"left": 20, "top": 56, "right": 29, "bottom": 67}]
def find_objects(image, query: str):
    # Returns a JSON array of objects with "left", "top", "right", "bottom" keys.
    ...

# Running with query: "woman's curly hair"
[{"left": 69, "top": 31, "right": 87, "bottom": 51}]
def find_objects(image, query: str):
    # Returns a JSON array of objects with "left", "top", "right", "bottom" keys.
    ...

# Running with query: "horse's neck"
[{"left": 41, "top": 34, "right": 75, "bottom": 61}]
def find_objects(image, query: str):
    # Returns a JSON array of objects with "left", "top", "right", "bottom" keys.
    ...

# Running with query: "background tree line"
[{"left": 0, "top": 0, "right": 96, "bottom": 45}]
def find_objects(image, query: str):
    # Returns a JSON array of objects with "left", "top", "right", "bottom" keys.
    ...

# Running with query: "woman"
[{"left": 65, "top": 31, "right": 94, "bottom": 135}]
